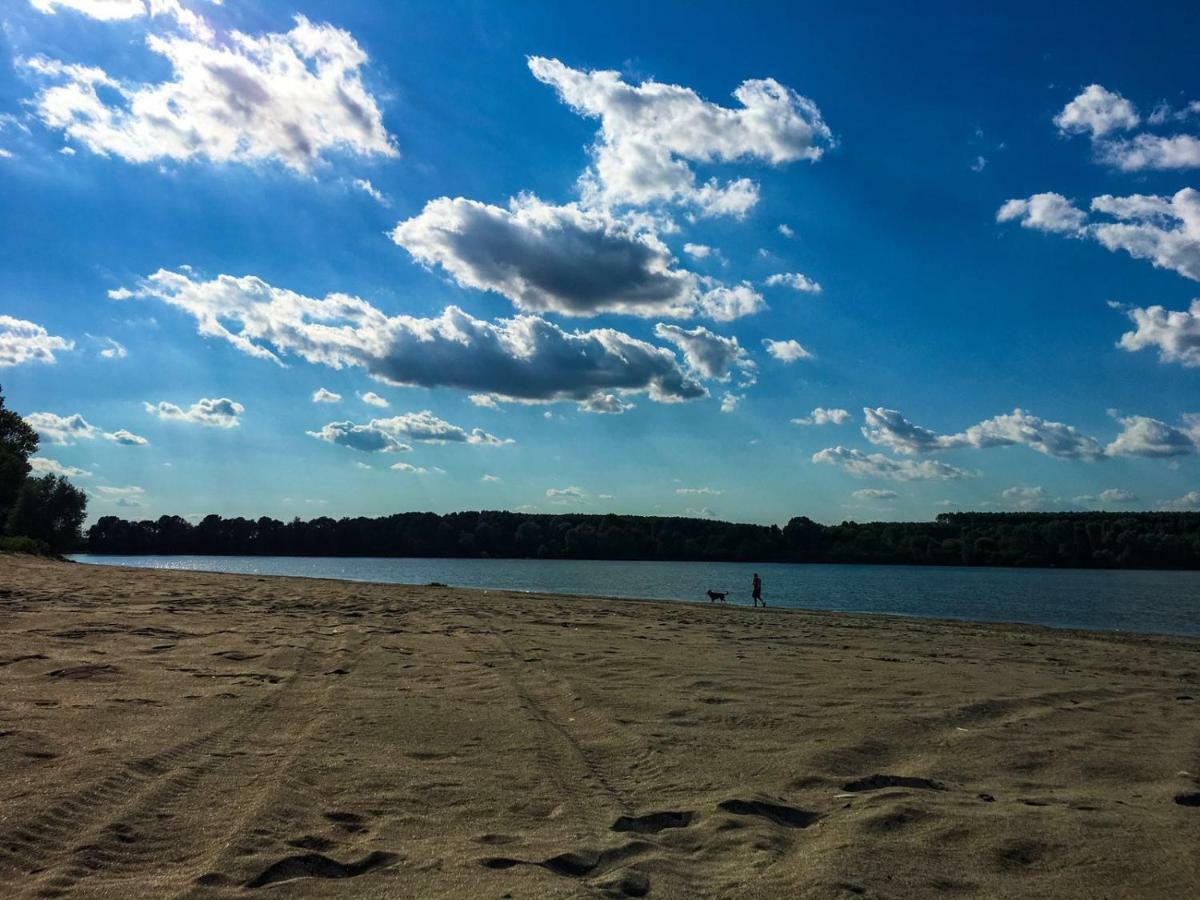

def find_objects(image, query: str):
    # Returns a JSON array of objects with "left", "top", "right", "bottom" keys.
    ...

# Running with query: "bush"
[{"left": 0, "top": 535, "right": 54, "bottom": 556}]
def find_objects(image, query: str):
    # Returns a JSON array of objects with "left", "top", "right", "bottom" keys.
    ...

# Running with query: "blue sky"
[{"left": 2, "top": 0, "right": 1199, "bottom": 525}]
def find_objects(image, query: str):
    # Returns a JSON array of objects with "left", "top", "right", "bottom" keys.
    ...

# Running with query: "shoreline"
[
  {"left": 66, "top": 554, "right": 1200, "bottom": 642},
  {"left": 2, "top": 555, "right": 1198, "bottom": 897}
]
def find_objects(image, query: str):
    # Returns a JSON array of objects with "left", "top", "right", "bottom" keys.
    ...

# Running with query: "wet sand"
[{"left": 1, "top": 554, "right": 1198, "bottom": 898}]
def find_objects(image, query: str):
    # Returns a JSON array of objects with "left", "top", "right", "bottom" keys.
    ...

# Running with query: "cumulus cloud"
[
  {"left": 764, "top": 272, "right": 822, "bottom": 293},
  {"left": 528, "top": 56, "right": 832, "bottom": 216},
  {"left": 0, "top": 315, "right": 73, "bottom": 366},
  {"left": 94, "top": 484, "right": 145, "bottom": 507},
  {"left": 30, "top": 1, "right": 147, "bottom": 22},
  {"left": 861, "top": 407, "right": 1105, "bottom": 460},
  {"left": 683, "top": 243, "right": 714, "bottom": 259},
  {"left": 352, "top": 178, "right": 388, "bottom": 204},
  {"left": 762, "top": 338, "right": 813, "bottom": 362},
  {"left": 29, "top": 457, "right": 91, "bottom": 477},
  {"left": 1001, "top": 486, "right": 1050, "bottom": 511},
  {"left": 1161, "top": 490, "right": 1200, "bottom": 511},
  {"left": 1118, "top": 299, "right": 1200, "bottom": 366},
  {"left": 719, "top": 392, "right": 741, "bottom": 413},
  {"left": 1105, "top": 414, "right": 1196, "bottom": 457},
  {"left": 676, "top": 486, "right": 722, "bottom": 496},
  {"left": 546, "top": 485, "right": 585, "bottom": 503},
  {"left": 812, "top": 446, "right": 971, "bottom": 481},
  {"left": 391, "top": 195, "right": 763, "bottom": 320},
  {"left": 1054, "top": 84, "right": 1139, "bottom": 138},
  {"left": 308, "top": 411, "right": 509, "bottom": 454},
  {"left": 996, "top": 193, "right": 1087, "bottom": 234},
  {"left": 1001, "top": 188, "right": 1200, "bottom": 286},
  {"left": 115, "top": 269, "right": 707, "bottom": 409},
  {"left": 22, "top": 14, "right": 395, "bottom": 171},
  {"left": 359, "top": 391, "right": 389, "bottom": 408},
  {"left": 654, "top": 323, "right": 752, "bottom": 381},
  {"left": 1053, "top": 84, "right": 1200, "bottom": 172},
  {"left": 1075, "top": 488, "right": 1138, "bottom": 505},
  {"left": 853, "top": 488, "right": 898, "bottom": 501},
  {"left": 144, "top": 396, "right": 244, "bottom": 428},
  {"left": 26, "top": 411, "right": 147, "bottom": 446},
  {"left": 777, "top": 223, "right": 794, "bottom": 238},
  {"left": 312, "top": 387, "right": 341, "bottom": 403},
  {"left": 792, "top": 407, "right": 850, "bottom": 426},
  {"left": 390, "top": 462, "right": 444, "bottom": 475},
  {"left": 579, "top": 393, "right": 635, "bottom": 414}
]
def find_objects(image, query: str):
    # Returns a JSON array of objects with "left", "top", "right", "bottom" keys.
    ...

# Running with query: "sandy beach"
[{"left": 0, "top": 555, "right": 1197, "bottom": 898}]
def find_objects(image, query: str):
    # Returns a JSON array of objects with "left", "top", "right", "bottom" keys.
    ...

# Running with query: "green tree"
[
  {"left": 0, "top": 385, "right": 39, "bottom": 523},
  {"left": 6, "top": 474, "right": 88, "bottom": 552}
]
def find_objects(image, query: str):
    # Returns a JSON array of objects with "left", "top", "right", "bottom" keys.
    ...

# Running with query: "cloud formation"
[
  {"left": 996, "top": 193, "right": 1088, "bottom": 234},
  {"left": 1105, "top": 414, "right": 1197, "bottom": 457},
  {"left": 0, "top": 315, "right": 73, "bottom": 366},
  {"left": 1054, "top": 84, "right": 1200, "bottom": 172},
  {"left": 791, "top": 407, "right": 850, "bottom": 426},
  {"left": 1001, "top": 486, "right": 1049, "bottom": 511},
  {"left": 312, "top": 387, "right": 341, "bottom": 403},
  {"left": 528, "top": 56, "right": 832, "bottom": 216},
  {"left": 360, "top": 391, "right": 389, "bottom": 408},
  {"left": 144, "top": 397, "right": 244, "bottom": 428},
  {"left": 29, "top": 457, "right": 91, "bottom": 477},
  {"left": 853, "top": 488, "right": 898, "bottom": 500},
  {"left": 812, "top": 446, "right": 971, "bottom": 481},
  {"left": 764, "top": 272, "right": 822, "bottom": 293},
  {"left": 26, "top": 411, "right": 147, "bottom": 446},
  {"left": 308, "top": 411, "right": 509, "bottom": 454},
  {"left": 653, "top": 324, "right": 751, "bottom": 381},
  {"left": 391, "top": 195, "right": 764, "bottom": 319},
  {"left": 22, "top": 15, "right": 394, "bottom": 171},
  {"left": 1054, "top": 84, "right": 1140, "bottom": 138},
  {"left": 860, "top": 407, "right": 1106, "bottom": 460},
  {"left": 762, "top": 338, "right": 813, "bottom": 362},
  {"left": 1118, "top": 298, "right": 1200, "bottom": 367},
  {"left": 116, "top": 270, "right": 708, "bottom": 409}
]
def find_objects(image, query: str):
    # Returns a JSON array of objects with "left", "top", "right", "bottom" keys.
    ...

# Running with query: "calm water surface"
[{"left": 68, "top": 555, "right": 1200, "bottom": 638}]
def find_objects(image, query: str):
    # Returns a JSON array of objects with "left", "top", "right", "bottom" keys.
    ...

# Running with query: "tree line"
[
  {"left": 87, "top": 508, "right": 1200, "bottom": 570},
  {"left": 0, "top": 386, "right": 88, "bottom": 554}
]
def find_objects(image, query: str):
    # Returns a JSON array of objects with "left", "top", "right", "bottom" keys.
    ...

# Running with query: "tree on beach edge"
[{"left": 0, "top": 385, "right": 87, "bottom": 554}]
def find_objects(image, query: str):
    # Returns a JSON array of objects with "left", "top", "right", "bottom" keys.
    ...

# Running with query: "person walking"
[{"left": 752, "top": 572, "right": 764, "bottom": 607}]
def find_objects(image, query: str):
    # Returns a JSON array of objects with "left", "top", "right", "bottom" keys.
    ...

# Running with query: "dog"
[{"left": 706, "top": 589, "right": 728, "bottom": 603}]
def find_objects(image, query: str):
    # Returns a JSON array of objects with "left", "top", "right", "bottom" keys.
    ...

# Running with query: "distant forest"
[{"left": 86, "top": 510, "right": 1200, "bottom": 570}]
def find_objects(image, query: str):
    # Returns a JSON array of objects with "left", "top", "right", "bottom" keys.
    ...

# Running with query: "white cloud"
[
  {"left": 1075, "top": 488, "right": 1138, "bottom": 505},
  {"left": 29, "top": 457, "right": 91, "bottom": 478},
  {"left": 1118, "top": 299, "right": 1200, "bottom": 366},
  {"left": 392, "top": 194, "right": 762, "bottom": 319},
  {"left": 22, "top": 15, "right": 395, "bottom": 172},
  {"left": 97, "top": 336, "right": 126, "bottom": 359},
  {"left": 359, "top": 391, "right": 389, "bottom": 408},
  {"left": 1105, "top": 414, "right": 1196, "bottom": 457},
  {"left": 762, "top": 338, "right": 813, "bottom": 362},
  {"left": 308, "top": 410, "right": 509, "bottom": 454},
  {"left": 546, "top": 485, "right": 585, "bottom": 503},
  {"left": 1001, "top": 486, "right": 1049, "bottom": 511},
  {"left": 792, "top": 407, "right": 850, "bottom": 426},
  {"left": 1088, "top": 188, "right": 1200, "bottom": 281},
  {"left": 777, "top": 223, "right": 794, "bottom": 238},
  {"left": 94, "top": 484, "right": 145, "bottom": 507},
  {"left": 144, "top": 396, "right": 243, "bottom": 428},
  {"left": 1161, "top": 490, "right": 1200, "bottom": 511},
  {"left": 1101, "top": 134, "right": 1200, "bottom": 171},
  {"left": 0, "top": 315, "right": 73, "bottom": 366},
  {"left": 117, "top": 269, "right": 708, "bottom": 408},
  {"left": 654, "top": 323, "right": 752, "bottom": 381},
  {"left": 861, "top": 406, "right": 1105, "bottom": 460},
  {"left": 719, "top": 392, "right": 741, "bottom": 413},
  {"left": 970, "top": 155, "right": 987, "bottom": 172},
  {"left": 1054, "top": 84, "right": 1139, "bottom": 138},
  {"left": 352, "top": 178, "right": 389, "bottom": 204},
  {"left": 813, "top": 446, "right": 971, "bottom": 481},
  {"left": 527, "top": 56, "right": 833, "bottom": 216},
  {"left": 390, "top": 462, "right": 444, "bottom": 475},
  {"left": 27, "top": 411, "right": 147, "bottom": 446},
  {"left": 683, "top": 242, "right": 713, "bottom": 259},
  {"left": 29, "top": 1, "right": 147, "bottom": 22},
  {"left": 676, "top": 486, "right": 722, "bottom": 496},
  {"left": 481, "top": 473, "right": 501, "bottom": 483},
  {"left": 764, "top": 272, "right": 822, "bottom": 293},
  {"left": 996, "top": 192, "right": 1087, "bottom": 234},
  {"left": 853, "top": 488, "right": 898, "bottom": 501},
  {"left": 579, "top": 393, "right": 635, "bottom": 414},
  {"left": 312, "top": 387, "right": 342, "bottom": 403}
]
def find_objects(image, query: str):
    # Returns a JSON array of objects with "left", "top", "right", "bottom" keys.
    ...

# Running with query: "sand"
[{"left": 0, "top": 554, "right": 1198, "bottom": 899}]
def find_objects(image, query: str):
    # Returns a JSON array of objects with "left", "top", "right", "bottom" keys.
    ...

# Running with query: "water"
[{"left": 68, "top": 555, "right": 1200, "bottom": 637}]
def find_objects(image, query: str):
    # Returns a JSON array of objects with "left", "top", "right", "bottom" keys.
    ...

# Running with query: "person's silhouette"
[{"left": 752, "top": 572, "right": 764, "bottom": 607}]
